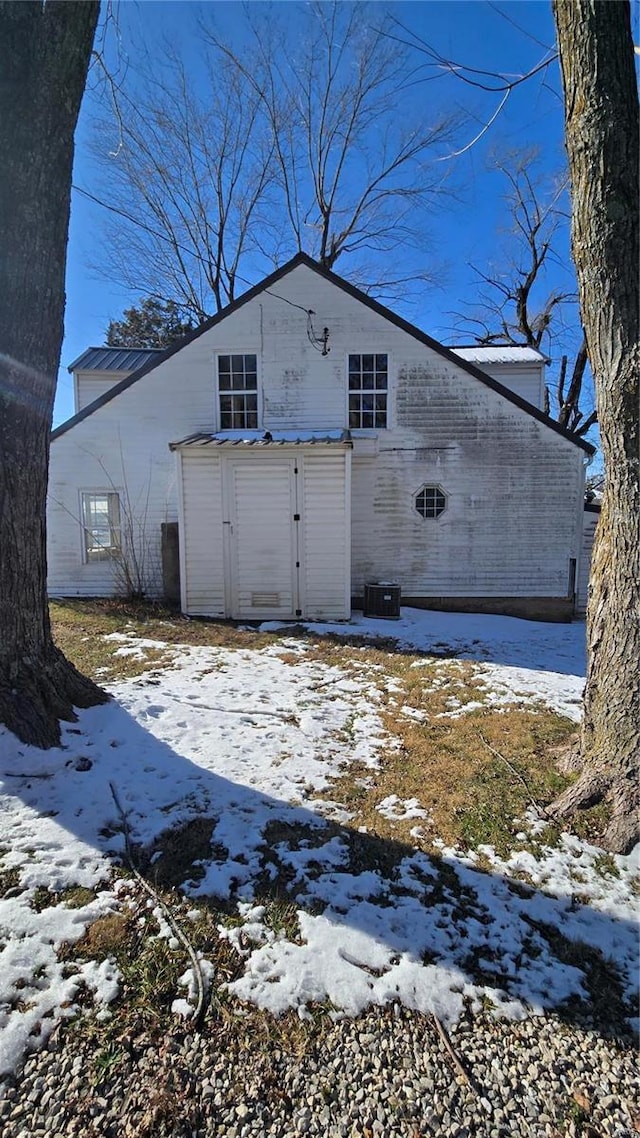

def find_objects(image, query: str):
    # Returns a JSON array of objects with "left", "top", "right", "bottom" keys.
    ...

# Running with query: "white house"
[{"left": 47, "top": 254, "right": 594, "bottom": 622}]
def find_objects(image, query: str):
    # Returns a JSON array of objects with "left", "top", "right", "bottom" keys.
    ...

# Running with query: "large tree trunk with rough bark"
[
  {"left": 0, "top": 2, "right": 106, "bottom": 748},
  {"left": 550, "top": 0, "right": 639, "bottom": 853}
]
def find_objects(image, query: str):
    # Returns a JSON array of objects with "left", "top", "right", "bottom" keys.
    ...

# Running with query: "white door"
[{"left": 225, "top": 458, "right": 300, "bottom": 619}]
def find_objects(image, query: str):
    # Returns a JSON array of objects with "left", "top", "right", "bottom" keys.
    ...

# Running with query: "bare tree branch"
[
  {"left": 91, "top": 43, "right": 278, "bottom": 319},
  {"left": 453, "top": 150, "right": 597, "bottom": 439},
  {"left": 89, "top": 1, "right": 461, "bottom": 312}
]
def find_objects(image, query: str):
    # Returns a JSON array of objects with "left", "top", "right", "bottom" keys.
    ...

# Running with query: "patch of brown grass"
[
  {"left": 50, "top": 599, "right": 297, "bottom": 683},
  {"left": 73, "top": 913, "right": 132, "bottom": 960},
  {"left": 137, "top": 817, "right": 220, "bottom": 890},
  {"left": 62, "top": 886, "right": 100, "bottom": 909},
  {"left": 51, "top": 603, "right": 177, "bottom": 683},
  {"left": 303, "top": 646, "right": 576, "bottom": 857},
  {"left": 0, "top": 863, "right": 21, "bottom": 898}
]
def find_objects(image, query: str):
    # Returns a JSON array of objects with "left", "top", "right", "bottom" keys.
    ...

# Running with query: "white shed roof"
[{"left": 450, "top": 346, "right": 547, "bottom": 365}]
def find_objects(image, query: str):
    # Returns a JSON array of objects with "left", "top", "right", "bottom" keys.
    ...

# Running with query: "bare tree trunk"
[
  {"left": 557, "top": 340, "right": 587, "bottom": 429},
  {"left": 550, "top": 0, "right": 639, "bottom": 853},
  {"left": 0, "top": 2, "right": 106, "bottom": 748}
]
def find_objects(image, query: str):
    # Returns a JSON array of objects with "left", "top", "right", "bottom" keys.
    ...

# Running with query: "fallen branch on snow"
[{"left": 109, "top": 781, "right": 210, "bottom": 1028}]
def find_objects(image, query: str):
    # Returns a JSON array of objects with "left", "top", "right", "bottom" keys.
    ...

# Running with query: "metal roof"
[
  {"left": 170, "top": 430, "right": 352, "bottom": 451},
  {"left": 450, "top": 346, "right": 547, "bottom": 364},
  {"left": 67, "top": 346, "right": 164, "bottom": 373}
]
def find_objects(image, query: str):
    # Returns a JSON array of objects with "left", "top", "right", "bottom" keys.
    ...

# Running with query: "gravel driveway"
[{"left": 1, "top": 1006, "right": 637, "bottom": 1138}]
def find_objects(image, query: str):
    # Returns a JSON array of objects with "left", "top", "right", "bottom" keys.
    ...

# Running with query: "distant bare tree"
[
  {"left": 203, "top": 1, "right": 458, "bottom": 293},
  {"left": 455, "top": 151, "right": 596, "bottom": 438},
  {"left": 94, "top": 49, "right": 277, "bottom": 320},
  {"left": 91, "top": 1, "right": 459, "bottom": 313}
]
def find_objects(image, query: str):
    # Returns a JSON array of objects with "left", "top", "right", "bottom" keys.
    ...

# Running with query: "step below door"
[{"left": 226, "top": 458, "right": 299, "bottom": 620}]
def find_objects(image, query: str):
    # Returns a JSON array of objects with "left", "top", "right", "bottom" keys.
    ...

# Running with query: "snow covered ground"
[
  {"left": 263, "top": 608, "right": 587, "bottom": 720},
  {"left": 0, "top": 609, "right": 637, "bottom": 1077}
]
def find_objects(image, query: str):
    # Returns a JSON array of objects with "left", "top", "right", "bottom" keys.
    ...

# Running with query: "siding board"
[
  {"left": 180, "top": 452, "right": 225, "bottom": 616},
  {"left": 301, "top": 451, "right": 350, "bottom": 619}
]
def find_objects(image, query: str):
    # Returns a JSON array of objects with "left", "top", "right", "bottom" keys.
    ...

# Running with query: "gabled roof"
[
  {"left": 68, "top": 346, "right": 163, "bottom": 372},
  {"left": 52, "top": 253, "right": 594, "bottom": 454}
]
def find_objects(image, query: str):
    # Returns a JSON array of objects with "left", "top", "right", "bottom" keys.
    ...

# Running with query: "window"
[
  {"left": 415, "top": 485, "right": 447, "bottom": 519},
  {"left": 81, "top": 492, "right": 121, "bottom": 561},
  {"left": 218, "top": 354, "right": 258, "bottom": 429},
  {"left": 348, "top": 353, "right": 388, "bottom": 429}
]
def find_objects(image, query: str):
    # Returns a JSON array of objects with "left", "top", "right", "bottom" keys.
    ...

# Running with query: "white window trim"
[
  {"left": 215, "top": 351, "right": 262, "bottom": 433},
  {"left": 413, "top": 482, "right": 448, "bottom": 520},
  {"left": 345, "top": 351, "right": 392, "bottom": 433},
  {"left": 79, "top": 489, "right": 122, "bottom": 564}
]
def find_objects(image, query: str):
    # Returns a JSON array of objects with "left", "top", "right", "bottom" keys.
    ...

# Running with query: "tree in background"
[
  {"left": 205, "top": 3, "right": 458, "bottom": 285},
  {"left": 0, "top": 2, "right": 104, "bottom": 747},
  {"left": 106, "top": 298, "right": 195, "bottom": 348},
  {"left": 549, "top": 0, "right": 638, "bottom": 853},
  {"left": 94, "top": 47, "right": 276, "bottom": 320},
  {"left": 457, "top": 150, "right": 595, "bottom": 439},
  {"left": 93, "top": 0, "right": 459, "bottom": 320}
]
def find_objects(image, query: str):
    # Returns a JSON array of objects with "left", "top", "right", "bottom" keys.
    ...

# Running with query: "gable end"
[{"left": 52, "top": 253, "right": 595, "bottom": 454}]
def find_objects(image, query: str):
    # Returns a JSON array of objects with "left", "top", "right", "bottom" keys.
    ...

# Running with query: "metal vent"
[{"left": 251, "top": 592, "right": 280, "bottom": 607}]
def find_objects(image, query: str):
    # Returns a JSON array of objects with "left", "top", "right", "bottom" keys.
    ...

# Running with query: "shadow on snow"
[{"left": 1, "top": 684, "right": 634, "bottom": 1044}]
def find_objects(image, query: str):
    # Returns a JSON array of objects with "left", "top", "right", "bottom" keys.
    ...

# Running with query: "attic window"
[
  {"left": 348, "top": 353, "right": 388, "bottom": 429},
  {"left": 415, "top": 485, "right": 446, "bottom": 519},
  {"left": 218, "top": 354, "right": 258, "bottom": 429}
]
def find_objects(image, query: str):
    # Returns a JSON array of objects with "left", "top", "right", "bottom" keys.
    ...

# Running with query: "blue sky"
[{"left": 55, "top": 0, "right": 575, "bottom": 426}]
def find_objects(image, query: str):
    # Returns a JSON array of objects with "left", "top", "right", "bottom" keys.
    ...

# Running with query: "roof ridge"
[{"left": 52, "top": 253, "right": 594, "bottom": 455}]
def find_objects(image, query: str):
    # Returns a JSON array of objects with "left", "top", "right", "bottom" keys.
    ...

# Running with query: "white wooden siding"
[
  {"left": 351, "top": 445, "right": 581, "bottom": 598},
  {"left": 178, "top": 451, "right": 225, "bottom": 616},
  {"left": 300, "top": 451, "right": 350, "bottom": 619},
  {"left": 49, "top": 262, "right": 585, "bottom": 606},
  {"left": 577, "top": 509, "right": 599, "bottom": 615},
  {"left": 74, "top": 371, "right": 130, "bottom": 412},
  {"left": 458, "top": 364, "right": 544, "bottom": 409}
]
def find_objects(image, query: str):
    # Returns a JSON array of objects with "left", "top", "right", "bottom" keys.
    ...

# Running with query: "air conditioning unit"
[{"left": 363, "top": 582, "right": 401, "bottom": 620}]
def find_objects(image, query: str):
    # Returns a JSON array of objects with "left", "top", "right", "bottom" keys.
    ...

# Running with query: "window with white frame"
[
  {"left": 414, "top": 485, "right": 447, "bottom": 519},
  {"left": 218, "top": 354, "right": 258, "bottom": 429},
  {"left": 81, "top": 492, "right": 121, "bottom": 561},
  {"left": 348, "top": 353, "right": 388, "bottom": 429}
]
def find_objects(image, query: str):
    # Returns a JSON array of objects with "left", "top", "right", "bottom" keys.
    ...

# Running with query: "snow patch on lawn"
[
  {"left": 0, "top": 641, "right": 387, "bottom": 1075},
  {"left": 376, "top": 795, "right": 430, "bottom": 821},
  {"left": 261, "top": 607, "right": 586, "bottom": 676},
  {"left": 0, "top": 611, "right": 637, "bottom": 1079},
  {"left": 262, "top": 607, "right": 587, "bottom": 721}
]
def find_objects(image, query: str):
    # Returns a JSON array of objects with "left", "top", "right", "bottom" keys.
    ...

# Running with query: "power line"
[{"left": 72, "top": 183, "right": 315, "bottom": 317}]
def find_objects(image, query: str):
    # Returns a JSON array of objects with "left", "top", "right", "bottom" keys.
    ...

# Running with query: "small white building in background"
[
  {"left": 578, "top": 501, "right": 601, "bottom": 616},
  {"left": 47, "top": 254, "right": 594, "bottom": 622}
]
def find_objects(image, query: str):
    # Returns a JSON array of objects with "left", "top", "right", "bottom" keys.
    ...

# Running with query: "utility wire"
[{"left": 72, "top": 183, "right": 318, "bottom": 319}]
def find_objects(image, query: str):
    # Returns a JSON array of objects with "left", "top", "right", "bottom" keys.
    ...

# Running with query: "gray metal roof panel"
[
  {"left": 170, "top": 430, "right": 352, "bottom": 451},
  {"left": 67, "top": 346, "right": 164, "bottom": 373}
]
